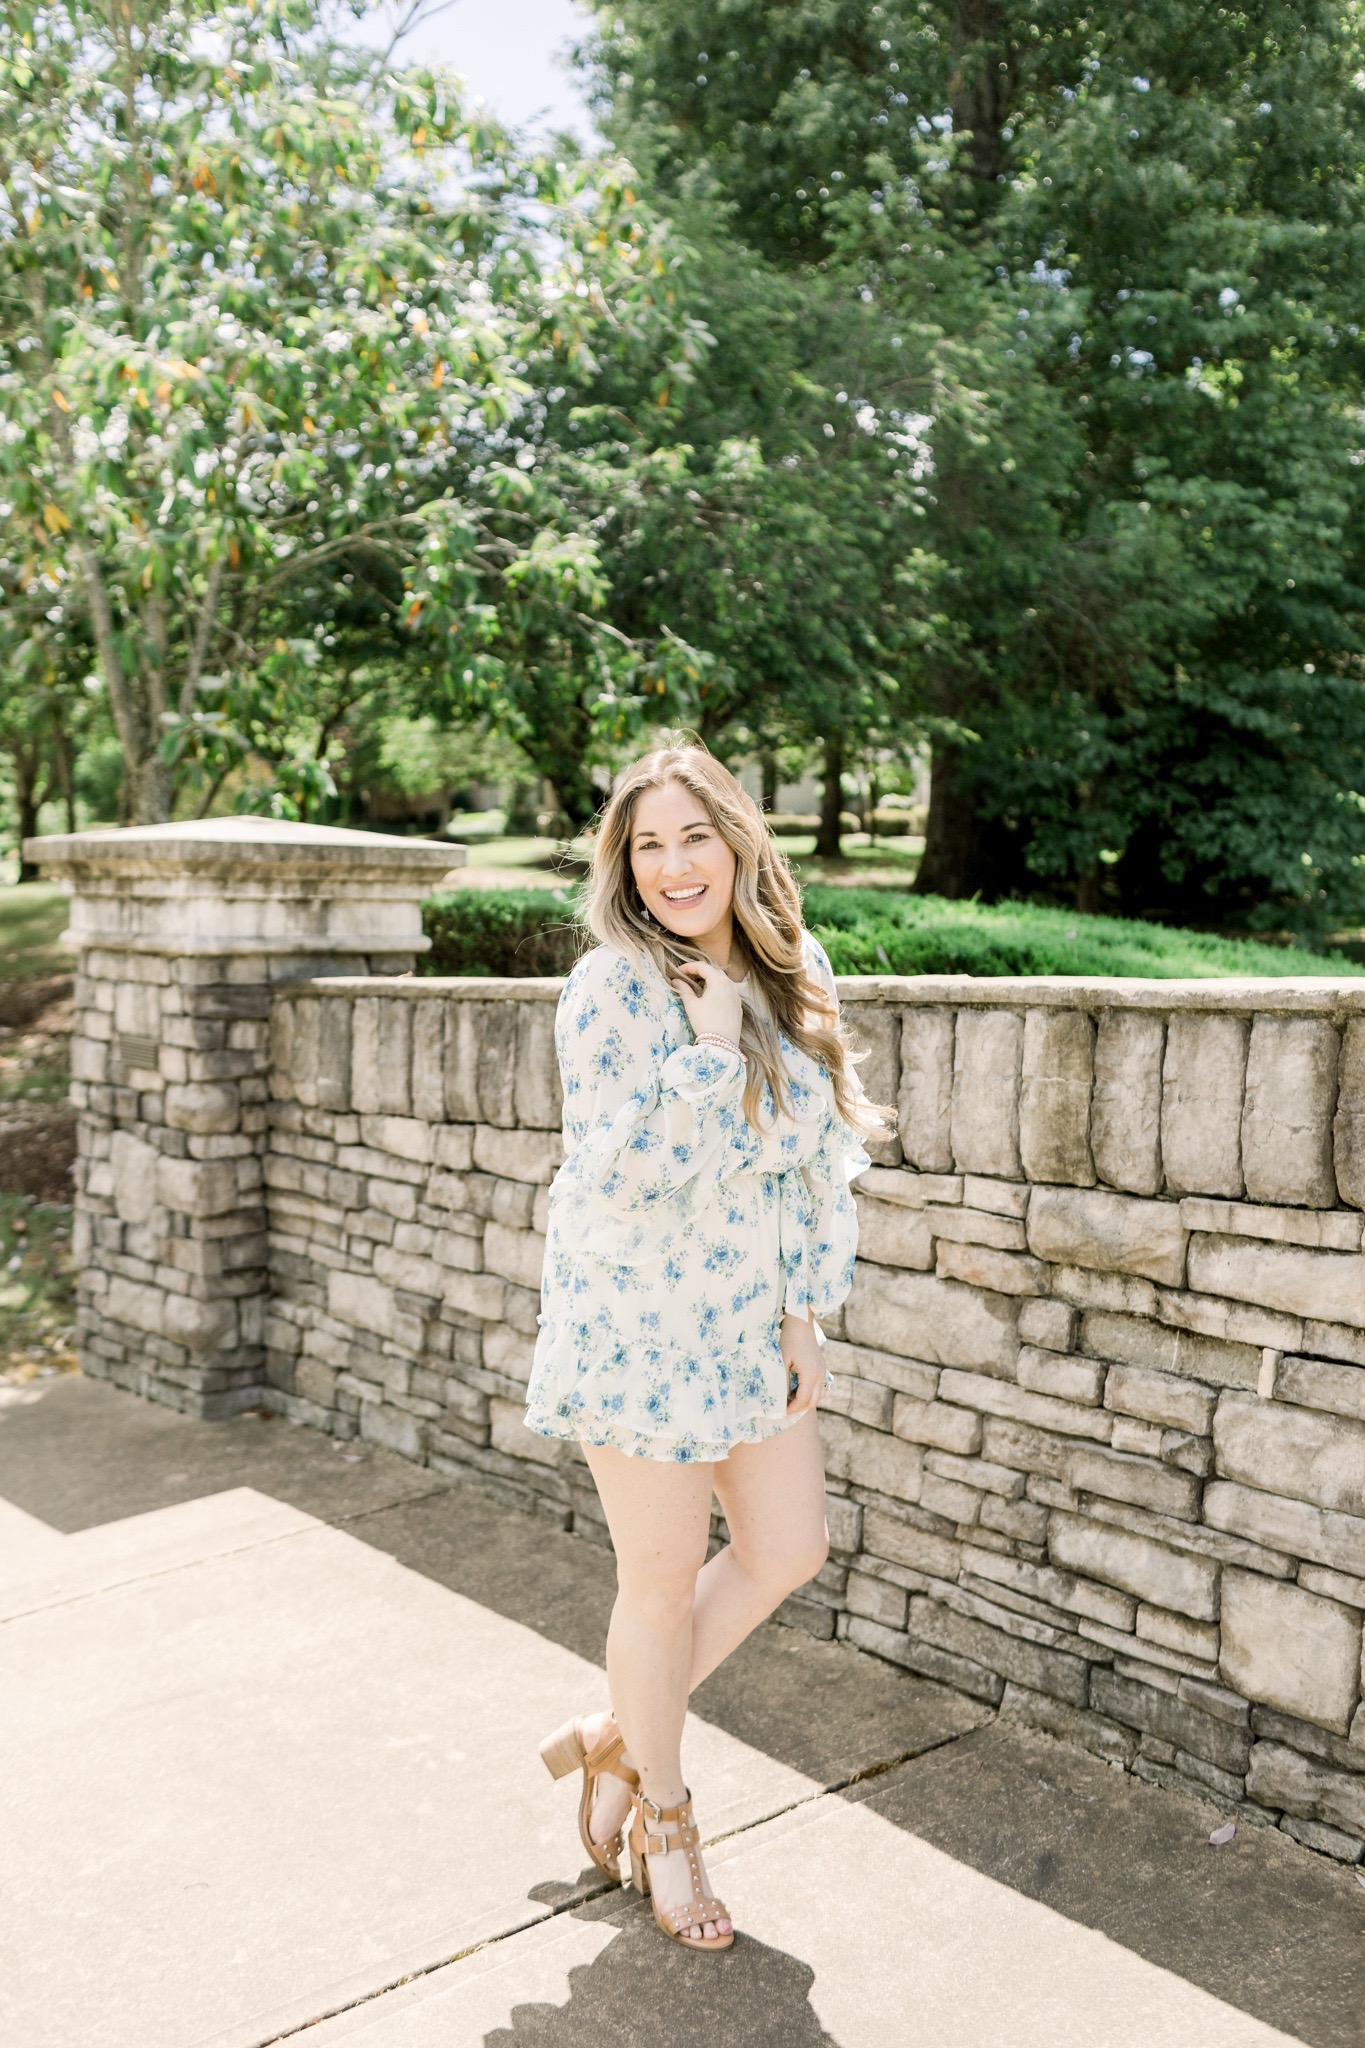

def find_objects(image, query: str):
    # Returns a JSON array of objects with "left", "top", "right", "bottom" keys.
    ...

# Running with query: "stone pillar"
[{"left": 28, "top": 819, "right": 462, "bottom": 1418}]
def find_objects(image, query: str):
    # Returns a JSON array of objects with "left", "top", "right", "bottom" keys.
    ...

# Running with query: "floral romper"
[{"left": 524, "top": 932, "right": 870, "bottom": 1463}]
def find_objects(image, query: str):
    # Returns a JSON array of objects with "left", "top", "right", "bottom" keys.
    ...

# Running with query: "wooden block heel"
[
  {"left": 537, "top": 1713, "right": 640, "bottom": 1882},
  {"left": 538, "top": 1720, "right": 585, "bottom": 1782}
]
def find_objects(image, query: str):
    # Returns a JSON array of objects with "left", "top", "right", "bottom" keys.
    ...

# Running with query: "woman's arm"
[{"left": 553, "top": 948, "right": 749, "bottom": 1221}]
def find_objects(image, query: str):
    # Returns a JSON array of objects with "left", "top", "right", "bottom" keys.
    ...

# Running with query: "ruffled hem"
[{"left": 522, "top": 1397, "right": 799, "bottom": 1464}]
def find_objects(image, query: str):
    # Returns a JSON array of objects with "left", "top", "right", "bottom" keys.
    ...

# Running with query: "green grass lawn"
[
  {"left": 0, "top": 1193, "right": 76, "bottom": 1383},
  {"left": 0, "top": 884, "right": 71, "bottom": 981}
]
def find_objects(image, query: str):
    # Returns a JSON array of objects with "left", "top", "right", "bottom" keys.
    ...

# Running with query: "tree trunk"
[
  {"left": 11, "top": 743, "right": 42, "bottom": 881},
  {"left": 914, "top": 741, "right": 1016, "bottom": 899},
  {"left": 815, "top": 731, "right": 845, "bottom": 859},
  {"left": 131, "top": 746, "right": 170, "bottom": 825},
  {"left": 52, "top": 722, "right": 76, "bottom": 834},
  {"left": 949, "top": 0, "right": 1014, "bottom": 194},
  {"left": 540, "top": 731, "right": 601, "bottom": 835},
  {"left": 759, "top": 751, "right": 778, "bottom": 813}
]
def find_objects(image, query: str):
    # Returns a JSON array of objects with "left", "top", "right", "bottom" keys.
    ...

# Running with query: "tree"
[
  {"left": 0, "top": 574, "right": 90, "bottom": 869},
  {"left": 586, "top": 1, "right": 1365, "bottom": 928},
  {"left": 518, "top": 193, "right": 942, "bottom": 852},
  {"left": 0, "top": 0, "right": 705, "bottom": 825}
]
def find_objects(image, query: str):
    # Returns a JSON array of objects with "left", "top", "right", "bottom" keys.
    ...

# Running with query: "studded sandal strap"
[
  {"left": 636, "top": 1792, "right": 726, "bottom": 1928},
  {"left": 664, "top": 1896, "right": 730, "bottom": 1935},
  {"left": 585, "top": 1725, "right": 639, "bottom": 1787},
  {"left": 637, "top": 1794, "right": 691, "bottom": 1859}
]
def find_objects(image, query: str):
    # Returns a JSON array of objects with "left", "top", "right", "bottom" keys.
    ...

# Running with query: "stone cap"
[
  {"left": 26, "top": 817, "right": 466, "bottom": 883},
  {"left": 832, "top": 974, "right": 1365, "bottom": 1013},
  {"left": 273, "top": 970, "right": 1365, "bottom": 1013},
  {"left": 274, "top": 975, "right": 567, "bottom": 1002}
]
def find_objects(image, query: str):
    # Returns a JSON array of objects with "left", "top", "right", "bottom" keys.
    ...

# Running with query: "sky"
[{"left": 384, "top": 0, "right": 597, "bottom": 138}]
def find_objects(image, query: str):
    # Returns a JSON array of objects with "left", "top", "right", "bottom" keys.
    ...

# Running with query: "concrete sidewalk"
[{"left": 2, "top": 1378, "right": 1362, "bottom": 2048}]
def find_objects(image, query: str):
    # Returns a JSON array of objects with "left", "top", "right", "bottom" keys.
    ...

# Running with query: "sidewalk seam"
[
  {"left": 258, "top": 1723, "right": 979, "bottom": 2046},
  {"left": 0, "top": 1524, "right": 321, "bottom": 1626}
]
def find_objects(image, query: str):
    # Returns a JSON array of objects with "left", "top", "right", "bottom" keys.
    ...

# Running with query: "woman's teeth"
[{"left": 662, "top": 885, "right": 706, "bottom": 902}]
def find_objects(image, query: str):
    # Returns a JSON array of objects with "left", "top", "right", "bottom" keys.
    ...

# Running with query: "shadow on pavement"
[
  {"left": 853, "top": 1721, "right": 1365, "bottom": 2048},
  {"left": 486, "top": 1897, "right": 838, "bottom": 2048}
]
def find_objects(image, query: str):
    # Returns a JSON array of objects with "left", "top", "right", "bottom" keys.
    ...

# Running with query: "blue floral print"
[{"left": 525, "top": 934, "right": 871, "bottom": 1463}]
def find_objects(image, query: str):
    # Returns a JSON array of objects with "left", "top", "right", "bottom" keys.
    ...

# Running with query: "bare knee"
[
  {"left": 617, "top": 1562, "right": 701, "bottom": 1637},
  {"left": 733, "top": 1523, "right": 829, "bottom": 1601}
]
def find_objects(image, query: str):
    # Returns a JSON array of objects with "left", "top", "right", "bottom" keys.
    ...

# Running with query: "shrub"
[
  {"left": 801, "top": 888, "right": 1365, "bottom": 979},
  {"left": 422, "top": 888, "right": 585, "bottom": 977},
  {"left": 421, "top": 882, "right": 1365, "bottom": 980}
]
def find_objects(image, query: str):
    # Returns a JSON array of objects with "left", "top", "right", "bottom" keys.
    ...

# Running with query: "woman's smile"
[{"left": 629, "top": 779, "right": 739, "bottom": 952}]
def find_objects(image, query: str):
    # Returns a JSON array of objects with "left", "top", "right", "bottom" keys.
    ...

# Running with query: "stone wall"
[
  {"left": 31, "top": 810, "right": 1365, "bottom": 1870},
  {"left": 36, "top": 820, "right": 461, "bottom": 1417},
  {"left": 259, "top": 973, "right": 1365, "bottom": 1862}
]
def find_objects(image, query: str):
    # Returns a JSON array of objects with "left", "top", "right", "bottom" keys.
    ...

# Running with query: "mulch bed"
[
  {"left": 0, "top": 1107, "right": 77, "bottom": 1204},
  {"left": 0, "top": 975, "right": 73, "bottom": 1031}
]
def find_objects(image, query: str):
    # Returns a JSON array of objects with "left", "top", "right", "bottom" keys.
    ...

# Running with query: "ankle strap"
[{"left": 635, "top": 1789, "right": 699, "bottom": 1859}]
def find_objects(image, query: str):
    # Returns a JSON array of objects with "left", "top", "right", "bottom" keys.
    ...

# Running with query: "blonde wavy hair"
[{"left": 587, "top": 737, "right": 882, "bottom": 1130}]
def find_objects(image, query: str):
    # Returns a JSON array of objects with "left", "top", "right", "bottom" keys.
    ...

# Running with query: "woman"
[{"left": 527, "top": 738, "right": 882, "bottom": 1953}]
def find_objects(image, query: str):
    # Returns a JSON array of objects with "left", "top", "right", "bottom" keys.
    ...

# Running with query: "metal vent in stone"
[{"left": 113, "top": 1033, "right": 160, "bottom": 1073}]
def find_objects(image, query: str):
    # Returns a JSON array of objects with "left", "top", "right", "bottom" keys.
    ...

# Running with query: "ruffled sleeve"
[
  {"left": 779, "top": 934, "right": 873, "bottom": 1318},
  {"left": 551, "top": 946, "right": 748, "bottom": 1241}
]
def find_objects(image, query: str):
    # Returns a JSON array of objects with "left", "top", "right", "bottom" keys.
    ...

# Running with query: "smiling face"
[{"left": 629, "top": 778, "right": 739, "bottom": 954}]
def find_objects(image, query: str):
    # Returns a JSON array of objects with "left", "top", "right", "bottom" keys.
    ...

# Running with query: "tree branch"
[
  {"left": 179, "top": 551, "right": 227, "bottom": 718},
  {"left": 77, "top": 542, "right": 140, "bottom": 769}
]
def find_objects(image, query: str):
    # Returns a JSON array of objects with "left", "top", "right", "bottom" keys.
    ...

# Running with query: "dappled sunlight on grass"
[{"left": 0, "top": 885, "right": 71, "bottom": 982}]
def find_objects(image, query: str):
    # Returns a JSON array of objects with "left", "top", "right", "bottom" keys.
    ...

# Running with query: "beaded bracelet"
[{"left": 694, "top": 1031, "right": 742, "bottom": 1059}]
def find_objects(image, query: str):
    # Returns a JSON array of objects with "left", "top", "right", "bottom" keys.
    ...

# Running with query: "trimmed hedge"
[
  {"left": 802, "top": 887, "right": 1365, "bottom": 979},
  {"left": 421, "top": 883, "right": 1365, "bottom": 980},
  {"left": 422, "top": 887, "right": 585, "bottom": 977}
]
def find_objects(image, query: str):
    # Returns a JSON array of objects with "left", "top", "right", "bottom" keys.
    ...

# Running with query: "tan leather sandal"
[
  {"left": 539, "top": 1714, "right": 640, "bottom": 1882},
  {"left": 627, "top": 1789, "right": 734, "bottom": 1952}
]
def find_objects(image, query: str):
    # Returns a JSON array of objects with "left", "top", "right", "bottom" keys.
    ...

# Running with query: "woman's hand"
[
  {"left": 670, "top": 958, "right": 744, "bottom": 1045},
  {"left": 782, "top": 1311, "right": 827, "bottom": 1415}
]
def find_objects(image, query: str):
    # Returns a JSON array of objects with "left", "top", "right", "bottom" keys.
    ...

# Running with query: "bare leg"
[
  {"left": 581, "top": 1416, "right": 828, "bottom": 1911},
  {"left": 582, "top": 1443, "right": 730, "bottom": 1940},
  {"left": 693, "top": 1409, "right": 829, "bottom": 1687}
]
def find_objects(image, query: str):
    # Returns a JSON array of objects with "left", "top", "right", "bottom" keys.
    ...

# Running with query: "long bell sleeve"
[
  {"left": 778, "top": 935, "right": 873, "bottom": 1318},
  {"left": 548, "top": 948, "right": 750, "bottom": 1260}
]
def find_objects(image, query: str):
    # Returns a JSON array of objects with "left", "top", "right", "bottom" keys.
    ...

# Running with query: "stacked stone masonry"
[
  {"left": 34, "top": 824, "right": 1365, "bottom": 1873},
  {"left": 242, "top": 974, "right": 1365, "bottom": 1866},
  {"left": 42, "top": 819, "right": 460, "bottom": 1421}
]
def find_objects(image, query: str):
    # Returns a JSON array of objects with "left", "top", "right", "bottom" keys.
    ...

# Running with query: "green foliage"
[
  {"left": 801, "top": 887, "right": 1365, "bottom": 979},
  {"left": 419, "top": 878, "right": 1359, "bottom": 980},
  {"left": 0, "top": 0, "right": 710, "bottom": 826},
  {"left": 8, "top": 0, "right": 1365, "bottom": 934},
  {"left": 0, "top": 1194, "right": 75, "bottom": 1380},
  {"left": 421, "top": 887, "right": 585, "bottom": 977},
  {"left": 587, "top": 1, "right": 1365, "bottom": 929}
]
